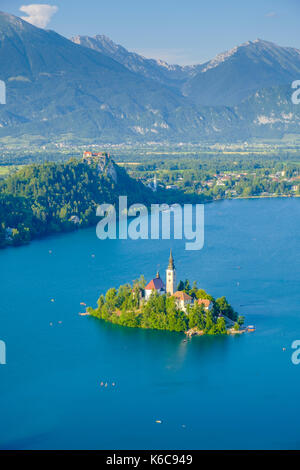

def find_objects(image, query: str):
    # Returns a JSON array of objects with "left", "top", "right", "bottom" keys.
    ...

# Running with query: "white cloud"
[{"left": 20, "top": 4, "right": 58, "bottom": 29}]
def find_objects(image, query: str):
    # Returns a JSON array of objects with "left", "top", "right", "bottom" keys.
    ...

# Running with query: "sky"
[{"left": 1, "top": 0, "right": 300, "bottom": 65}]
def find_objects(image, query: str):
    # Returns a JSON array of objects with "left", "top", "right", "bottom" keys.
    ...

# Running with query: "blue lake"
[{"left": 0, "top": 198, "right": 300, "bottom": 450}]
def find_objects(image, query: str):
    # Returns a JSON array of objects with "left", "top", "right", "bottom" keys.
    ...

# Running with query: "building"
[
  {"left": 82, "top": 151, "right": 110, "bottom": 167},
  {"left": 69, "top": 215, "right": 80, "bottom": 225},
  {"left": 197, "top": 299, "right": 213, "bottom": 311},
  {"left": 166, "top": 249, "right": 176, "bottom": 295},
  {"left": 144, "top": 272, "right": 166, "bottom": 301},
  {"left": 143, "top": 251, "right": 212, "bottom": 315},
  {"left": 173, "top": 291, "right": 193, "bottom": 312}
]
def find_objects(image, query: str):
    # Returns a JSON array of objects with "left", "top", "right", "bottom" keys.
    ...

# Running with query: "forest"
[
  {"left": 88, "top": 277, "right": 244, "bottom": 335},
  {"left": 0, "top": 158, "right": 205, "bottom": 248},
  {"left": 0, "top": 159, "right": 155, "bottom": 247}
]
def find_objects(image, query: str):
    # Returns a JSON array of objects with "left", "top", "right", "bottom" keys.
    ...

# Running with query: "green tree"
[{"left": 216, "top": 317, "right": 227, "bottom": 335}]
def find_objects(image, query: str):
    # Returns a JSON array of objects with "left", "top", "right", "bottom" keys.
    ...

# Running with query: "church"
[{"left": 144, "top": 250, "right": 194, "bottom": 312}]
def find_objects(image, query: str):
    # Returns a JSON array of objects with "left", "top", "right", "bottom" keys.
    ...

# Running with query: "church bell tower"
[{"left": 166, "top": 249, "right": 176, "bottom": 295}]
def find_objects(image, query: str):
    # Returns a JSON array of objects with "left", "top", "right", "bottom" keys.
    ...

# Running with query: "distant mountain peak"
[
  {"left": 70, "top": 33, "right": 194, "bottom": 85},
  {"left": 199, "top": 37, "right": 300, "bottom": 77},
  {"left": 0, "top": 10, "right": 36, "bottom": 32},
  {"left": 201, "top": 44, "right": 239, "bottom": 73},
  {"left": 72, "top": 34, "right": 123, "bottom": 54}
]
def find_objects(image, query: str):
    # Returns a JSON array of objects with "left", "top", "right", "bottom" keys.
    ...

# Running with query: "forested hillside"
[
  {"left": 0, "top": 159, "right": 154, "bottom": 247},
  {"left": 0, "top": 156, "right": 206, "bottom": 248}
]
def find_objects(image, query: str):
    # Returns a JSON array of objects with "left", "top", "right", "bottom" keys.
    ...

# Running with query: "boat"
[{"left": 247, "top": 325, "right": 256, "bottom": 331}]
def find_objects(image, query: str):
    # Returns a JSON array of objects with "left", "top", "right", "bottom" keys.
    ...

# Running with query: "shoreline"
[
  {"left": 84, "top": 314, "right": 251, "bottom": 337},
  {"left": 211, "top": 194, "right": 300, "bottom": 203},
  {"left": 1, "top": 194, "right": 298, "bottom": 251}
]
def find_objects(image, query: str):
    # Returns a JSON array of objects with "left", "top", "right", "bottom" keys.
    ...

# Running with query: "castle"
[
  {"left": 144, "top": 250, "right": 212, "bottom": 313},
  {"left": 82, "top": 151, "right": 110, "bottom": 166},
  {"left": 82, "top": 151, "right": 118, "bottom": 182},
  {"left": 82, "top": 151, "right": 111, "bottom": 173}
]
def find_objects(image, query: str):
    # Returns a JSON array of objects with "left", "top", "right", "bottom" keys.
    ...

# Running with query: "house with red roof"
[
  {"left": 173, "top": 291, "right": 193, "bottom": 312},
  {"left": 144, "top": 272, "right": 166, "bottom": 300},
  {"left": 197, "top": 299, "right": 213, "bottom": 311}
]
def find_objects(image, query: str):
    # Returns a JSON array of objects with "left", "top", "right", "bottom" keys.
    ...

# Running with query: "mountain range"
[{"left": 0, "top": 10, "right": 299, "bottom": 145}]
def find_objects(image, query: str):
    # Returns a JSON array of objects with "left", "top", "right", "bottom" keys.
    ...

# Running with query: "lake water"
[{"left": 0, "top": 198, "right": 300, "bottom": 450}]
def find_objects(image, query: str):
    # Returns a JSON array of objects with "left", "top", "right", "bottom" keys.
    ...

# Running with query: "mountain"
[
  {"left": 0, "top": 11, "right": 300, "bottom": 144},
  {"left": 233, "top": 84, "right": 300, "bottom": 138},
  {"left": 71, "top": 35, "right": 300, "bottom": 108},
  {"left": 71, "top": 34, "right": 196, "bottom": 89},
  {"left": 183, "top": 39, "right": 300, "bottom": 105},
  {"left": 0, "top": 11, "right": 209, "bottom": 143}
]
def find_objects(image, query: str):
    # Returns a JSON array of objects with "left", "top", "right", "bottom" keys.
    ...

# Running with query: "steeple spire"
[{"left": 168, "top": 249, "right": 175, "bottom": 270}]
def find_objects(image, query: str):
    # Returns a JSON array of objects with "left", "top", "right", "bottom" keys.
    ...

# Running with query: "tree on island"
[
  {"left": 215, "top": 296, "right": 238, "bottom": 321},
  {"left": 88, "top": 280, "right": 239, "bottom": 336},
  {"left": 184, "top": 279, "right": 190, "bottom": 293},
  {"left": 177, "top": 280, "right": 185, "bottom": 291}
]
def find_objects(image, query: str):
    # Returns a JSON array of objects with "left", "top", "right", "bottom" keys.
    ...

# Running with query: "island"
[{"left": 87, "top": 251, "right": 246, "bottom": 336}]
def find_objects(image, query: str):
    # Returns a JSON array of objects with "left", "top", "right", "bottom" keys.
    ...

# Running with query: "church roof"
[
  {"left": 145, "top": 276, "right": 165, "bottom": 291},
  {"left": 173, "top": 291, "right": 192, "bottom": 301}
]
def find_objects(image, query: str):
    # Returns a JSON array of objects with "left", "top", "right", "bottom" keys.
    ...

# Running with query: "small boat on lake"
[{"left": 247, "top": 325, "right": 256, "bottom": 332}]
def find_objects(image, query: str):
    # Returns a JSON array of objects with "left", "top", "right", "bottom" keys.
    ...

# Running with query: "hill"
[{"left": 0, "top": 156, "right": 154, "bottom": 247}]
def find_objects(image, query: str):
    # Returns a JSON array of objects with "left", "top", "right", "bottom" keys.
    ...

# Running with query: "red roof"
[
  {"left": 173, "top": 291, "right": 192, "bottom": 301},
  {"left": 145, "top": 277, "right": 165, "bottom": 291},
  {"left": 83, "top": 151, "right": 110, "bottom": 158},
  {"left": 197, "top": 299, "right": 212, "bottom": 308}
]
